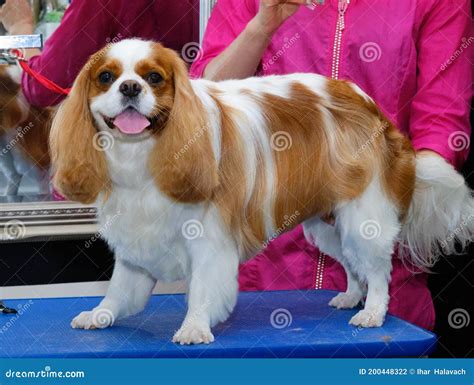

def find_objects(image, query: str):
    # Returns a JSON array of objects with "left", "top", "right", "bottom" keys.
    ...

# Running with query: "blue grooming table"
[{"left": 0, "top": 290, "right": 436, "bottom": 358}]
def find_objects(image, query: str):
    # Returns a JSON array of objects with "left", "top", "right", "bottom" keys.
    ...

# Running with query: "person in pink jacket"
[{"left": 190, "top": 0, "right": 473, "bottom": 330}]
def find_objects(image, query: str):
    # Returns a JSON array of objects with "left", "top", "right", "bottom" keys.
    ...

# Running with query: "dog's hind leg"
[
  {"left": 335, "top": 178, "right": 400, "bottom": 327},
  {"left": 303, "top": 217, "right": 366, "bottom": 309}
]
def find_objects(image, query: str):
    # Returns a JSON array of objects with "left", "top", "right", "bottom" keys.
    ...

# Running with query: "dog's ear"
[
  {"left": 49, "top": 62, "right": 110, "bottom": 204},
  {"left": 149, "top": 49, "right": 219, "bottom": 203}
]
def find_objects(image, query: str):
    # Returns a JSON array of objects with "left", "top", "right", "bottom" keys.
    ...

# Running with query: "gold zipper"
[
  {"left": 315, "top": 252, "right": 326, "bottom": 289},
  {"left": 315, "top": 0, "right": 350, "bottom": 289},
  {"left": 330, "top": 0, "right": 350, "bottom": 79}
]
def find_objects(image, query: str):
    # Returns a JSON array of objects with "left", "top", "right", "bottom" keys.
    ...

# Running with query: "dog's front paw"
[
  {"left": 349, "top": 308, "right": 384, "bottom": 328},
  {"left": 71, "top": 308, "right": 115, "bottom": 330},
  {"left": 329, "top": 292, "right": 362, "bottom": 309},
  {"left": 173, "top": 323, "right": 214, "bottom": 345}
]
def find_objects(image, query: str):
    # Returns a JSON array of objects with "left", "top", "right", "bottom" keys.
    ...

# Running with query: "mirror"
[
  {"left": 0, "top": 1, "right": 95, "bottom": 240},
  {"left": 0, "top": 0, "right": 213, "bottom": 241}
]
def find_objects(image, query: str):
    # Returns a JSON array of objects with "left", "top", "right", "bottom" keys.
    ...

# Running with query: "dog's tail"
[{"left": 399, "top": 154, "right": 474, "bottom": 271}]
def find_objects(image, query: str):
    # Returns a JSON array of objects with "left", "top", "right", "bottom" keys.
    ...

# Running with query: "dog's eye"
[
  {"left": 146, "top": 72, "right": 163, "bottom": 85},
  {"left": 98, "top": 71, "right": 113, "bottom": 84}
]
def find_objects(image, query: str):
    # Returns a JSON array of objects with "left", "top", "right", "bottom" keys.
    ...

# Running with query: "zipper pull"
[{"left": 338, "top": 0, "right": 350, "bottom": 31}]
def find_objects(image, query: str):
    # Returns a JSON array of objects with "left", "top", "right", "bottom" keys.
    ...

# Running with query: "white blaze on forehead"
[{"left": 107, "top": 39, "right": 153, "bottom": 72}]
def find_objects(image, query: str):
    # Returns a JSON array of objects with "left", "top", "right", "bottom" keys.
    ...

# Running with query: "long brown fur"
[
  {"left": 207, "top": 80, "right": 415, "bottom": 256},
  {"left": 49, "top": 52, "right": 111, "bottom": 203},
  {"left": 148, "top": 47, "right": 219, "bottom": 203}
]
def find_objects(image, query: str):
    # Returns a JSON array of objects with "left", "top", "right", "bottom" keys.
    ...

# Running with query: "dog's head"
[{"left": 50, "top": 39, "right": 218, "bottom": 204}]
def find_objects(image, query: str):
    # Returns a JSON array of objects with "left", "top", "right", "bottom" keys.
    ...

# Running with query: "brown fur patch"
[
  {"left": 380, "top": 125, "right": 416, "bottom": 218},
  {"left": 0, "top": 66, "right": 23, "bottom": 130},
  {"left": 257, "top": 82, "right": 376, "bottom": 232},
  {"left": 49, "top": 49, "right": 112, "bottom": 204},
  {"left": 325, "top": 79, "right": 415, "bottom": 218},
  {"left": 147, "top": 44, "right": 219, "bottom": 203},
  {"left": 0, "top": 65, "right": 52, "bottom": 169},
  {"left": 210, "top": 78, "right": 415, "bottom": 255}
]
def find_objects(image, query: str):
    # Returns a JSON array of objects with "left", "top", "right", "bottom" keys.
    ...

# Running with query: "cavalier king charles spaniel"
[
  {"left": 50, "top": 39, "right": 474, "bottom": 344},
  {"left": 0, "top": 64, "right": 51, "bottom": 194}
]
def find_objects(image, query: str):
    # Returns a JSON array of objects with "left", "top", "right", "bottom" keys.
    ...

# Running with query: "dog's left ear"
[{"left": 149, "top": 49, "right": 219, "bottom": 203}]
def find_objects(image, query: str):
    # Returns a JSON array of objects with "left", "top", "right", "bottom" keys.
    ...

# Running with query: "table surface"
[{"left": 0, "top": 290, "right": 436, "bottom": 358}]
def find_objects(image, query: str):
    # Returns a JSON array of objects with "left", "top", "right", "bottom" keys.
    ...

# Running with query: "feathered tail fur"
[{"left": 399, "top": 154, "right": 474, "bottom": 270}]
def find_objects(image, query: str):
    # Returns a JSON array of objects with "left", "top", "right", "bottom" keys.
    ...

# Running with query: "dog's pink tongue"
[{"left": 113, "top": 109, "right": 150, "bottom": 134}]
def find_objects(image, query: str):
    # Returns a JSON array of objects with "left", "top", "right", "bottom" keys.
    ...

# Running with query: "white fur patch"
[{"left": 400, "top": 154, "right": 474, "bottom": 269}]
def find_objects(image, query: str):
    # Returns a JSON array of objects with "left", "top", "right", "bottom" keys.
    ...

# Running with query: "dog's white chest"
[
  {"left": 92, "top": 138, "right": 191, "bottom": 281},
  {"left": 98, "top": 182, "right": 190, "bottom": 282}
]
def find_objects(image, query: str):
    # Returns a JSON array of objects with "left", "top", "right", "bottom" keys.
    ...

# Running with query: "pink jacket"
[{"left": 191, "top": 0, "right": 473, "bottom": 330}]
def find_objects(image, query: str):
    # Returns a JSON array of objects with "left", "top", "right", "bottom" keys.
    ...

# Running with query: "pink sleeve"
[
  {"left": 189, "top": 0, "right": 257, "bottom": 78},
  {"left": 409, "top": 0, "right": 472, "bottom": 168},
  {"left": 21, "top": 1, "right": 110, "bottom": 107}
]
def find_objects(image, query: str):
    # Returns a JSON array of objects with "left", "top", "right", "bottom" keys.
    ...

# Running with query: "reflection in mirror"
[
  {"left": 0, "top": 1, "right": 66, "bottom": 204},
  {"left": 1, "top": 0, "right": 201, "bottom": 240},
  {"left": 0, "top": 64, "right": 52, "bottom": 203}
]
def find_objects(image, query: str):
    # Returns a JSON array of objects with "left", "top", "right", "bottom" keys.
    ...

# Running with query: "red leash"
[{"left": 10, "top": 49, "right": 71, "bottom": 95}]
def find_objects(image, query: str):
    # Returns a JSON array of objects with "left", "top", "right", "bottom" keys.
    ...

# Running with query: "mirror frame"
[
  {"left": 0, "top": 1, "right": 216, "bottom": 242},
  {"left": 0, "top": 201, "right": 98, "bottom": 241}
]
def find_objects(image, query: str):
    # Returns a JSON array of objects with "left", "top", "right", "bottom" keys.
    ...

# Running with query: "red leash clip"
[{"left": 9, "top": 48, "right": 71, "bottom": 96}]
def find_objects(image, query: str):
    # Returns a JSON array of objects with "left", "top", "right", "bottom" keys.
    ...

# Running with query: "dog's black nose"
[{"left": 119, "top": 80, "right": 142, "bottom": 98}]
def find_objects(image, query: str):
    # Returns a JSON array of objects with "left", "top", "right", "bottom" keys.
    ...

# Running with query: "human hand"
[
  {"left": 0, "top": 0, "right": 34, "bottom": 35},
  {"left": 252, "top": 0, "right": 312, "bottom": 37}
]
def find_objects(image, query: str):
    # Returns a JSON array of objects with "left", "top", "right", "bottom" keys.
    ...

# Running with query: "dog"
[
  {"left": 0, "top": 63, "right": 52, "bottom": 195},
  {"left": 49, "top": 39, "right": 474, "bottom": 344}
]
